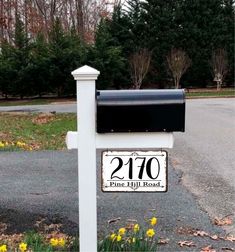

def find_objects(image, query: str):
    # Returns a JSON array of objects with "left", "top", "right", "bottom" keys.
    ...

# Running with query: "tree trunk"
[
  {"left": 76, "top": 0, "right": 84, "bottom": 40},
  {"left": 24, "top": 0, "right": 28, "bottom": 35},
  {"left": 0, "top": 0, "right": 4, "bottom": 40},
  {"left": 217, "top": 81, "right": 222, "bottom": 91},
  {"left": 175, "top": 76, "right": 180, "bottom": 89},
  {"left": 174, "top": 78, "right": 178, "bottom": 89}
]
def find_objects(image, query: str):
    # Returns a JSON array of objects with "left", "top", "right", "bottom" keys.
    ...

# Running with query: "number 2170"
[{"left": 110, "top": 157, "right": 160, "bottom": 180}]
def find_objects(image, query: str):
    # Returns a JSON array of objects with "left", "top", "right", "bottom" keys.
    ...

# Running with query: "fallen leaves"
[
  {"left": 192, "top": 228, "right": 235, "bottom": 243},
  {"left": 158, "top": 238, "right": 169, "bottom": 245},
  {"left": 224, "top": 235, "right": 235, "bottom": 242},
  {"left": 193, "top": 230, "right": 209, "bottom": 237},
  {"left": 108, "top": 217, "right": 121, "bottom": 225},
  {"left": 0, "top": 233, "right": 24, "bottom": 249},
  {"left": 221, "top": 247, "right": 235, "bottom": 251},
  {"left": 210, "top": 235, "right": 219, "bottom": 240},
  {"left": 177, "top": 226, "right": 197, "bottom": 235},
  {"left": 0, "top": 223, "right": 7, "bottom": 234},
  {"left": 200, "top": 245, "right": 216, "bottom": 252},
  {"left": 178, "top": 240, "right": 196, "bottom": 247},
  {"left": 28, "top": 142, "right": 41, "bottom": 150},
  {"left": 177, "top": 226, "right": 235, "bottom": 251},
  {"left": 32, "top": 113, "right": 55, "bottom": 125},
  {"left": 0, "top": 132, "right": 10, "bottom": 139},
  {"left": 213, "top": 216, "right": 233, "bottom": 226}
]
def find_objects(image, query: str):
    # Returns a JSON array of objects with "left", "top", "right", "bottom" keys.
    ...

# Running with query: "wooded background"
[{"left": 0, "top": 0, "right": 234, "bottom": 98}]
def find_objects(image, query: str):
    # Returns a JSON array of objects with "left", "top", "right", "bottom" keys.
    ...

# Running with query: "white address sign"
[{"left": 102, "top": 150, "right": 167, "bottom": 192}]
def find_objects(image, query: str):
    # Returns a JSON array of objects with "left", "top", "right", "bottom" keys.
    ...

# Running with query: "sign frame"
[{"left": 101, "top": 149, "right": 168, "bottom": 193}]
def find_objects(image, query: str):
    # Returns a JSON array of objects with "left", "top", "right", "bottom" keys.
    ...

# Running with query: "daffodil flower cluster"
[
  {"left": 0, "top": 242, "right": 28, "bottom": 252},
  {"left": 0, "top": 244, "right": 7, "bottom": 252},
  {"left": 100, "top": 216, "right": 158, "bottom": 251},
  {"left": 110, "top": 227, "right": 126, "bottom": 242},
  {"left": 0, "top": 235, "right": 68, "bottom": 251},
  {"left": 0, "top": 141, "right": 33, "bottom": 151},
  {"left": 50, "top": 237, "right": 66, "bottom": 247}
]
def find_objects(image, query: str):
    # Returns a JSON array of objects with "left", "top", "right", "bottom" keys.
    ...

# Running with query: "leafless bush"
[
  {"left": 210, "top": 48, "right": 228, "bottom": 90},
  {"left": 129, "top": 48, "right": 152, "bottom": 89},
  {"left": 166, "top": 48, "right": 191, "bottom": 89}
]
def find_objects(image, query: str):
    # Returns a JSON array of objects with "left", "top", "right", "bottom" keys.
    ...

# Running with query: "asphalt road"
[
  {"left": 0, "top": 98, "right": 235, "bottom": 251},
  {"left": 170, "top": 98, "right": 235, "bottom": 234},
  {"left": 0, "top": 103, "right": 77, "bottom": 113}
]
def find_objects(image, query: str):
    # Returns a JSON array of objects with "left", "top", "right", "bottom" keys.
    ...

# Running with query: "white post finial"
[
  {"left": 73, "top": 65, "right": 99, "bottom": 252},
  {"left": 71, "top": 65, "right": 100, "bottom": 80}
]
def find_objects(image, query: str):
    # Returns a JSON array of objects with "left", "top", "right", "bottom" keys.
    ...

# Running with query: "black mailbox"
[{"left": 96, "top": 89, "right": 185, "bottom": 133}]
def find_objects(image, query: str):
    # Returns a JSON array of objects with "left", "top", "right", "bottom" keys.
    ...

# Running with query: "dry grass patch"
[{"left": 0, "top": 112, "right": 76, "bottom": 150}]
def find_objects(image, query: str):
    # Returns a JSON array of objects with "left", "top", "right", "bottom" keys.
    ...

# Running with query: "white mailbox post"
[
  {"left": 70, "top": 65, "right": 99, "bottom": 252},
  {"left": 67, "top": 65, "right": 178, "bottom": 252}
]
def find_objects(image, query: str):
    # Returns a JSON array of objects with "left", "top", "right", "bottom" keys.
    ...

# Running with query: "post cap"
[{"left": 71, "top": 65, "right": 100, "bottom": 80}]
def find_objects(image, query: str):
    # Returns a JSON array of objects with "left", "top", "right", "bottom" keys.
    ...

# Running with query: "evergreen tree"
[
  {"left": 142, "top": 0, "right": 183, "bottom": 87},
  {"left": 0, "top": 41, "right": 17, "bottom": 98},
  {"left": 176, "top": 0, "right": 228, "bottom": 86},
  {"left": 121, "top": 0, "right": 146, "bottom": 53},
  {"left": 26, "top": 33, "right": 51, "bottom": 97},
  {"left": 48, "top": 18, "right": 84, "bottom": 96},
  {"left": 141, "top": 0, "right": 234, "bottom": 87},
  {"left": 13, "top": 16, "right": 31, "bottom": 98},
  {"left": 99, "top": 1, "right": 148, "bottom": 88},
  {"left": 91, "top": 18, "right": 126, "bottom": 89},
  {"left": 220, "top": 0, "right": 234, "bottom": 84}
]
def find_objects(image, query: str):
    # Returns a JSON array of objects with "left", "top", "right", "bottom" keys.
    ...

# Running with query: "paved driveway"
[{"left": 0, "top": 150, "right": 233, "bottom": 251}]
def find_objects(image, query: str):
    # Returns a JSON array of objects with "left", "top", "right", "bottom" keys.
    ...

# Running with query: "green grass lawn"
[
  {"left": 0, "top": 98, "right": 76, "bottom": 106},
  {"left": 0, "top": 99, "right": 55, "bottom": 106},
  {"left": 185, "top": 89, "right": 235, "bottom": 97},
  {"left": 0, "top": 112, "right": 76, "bottom": 150}
]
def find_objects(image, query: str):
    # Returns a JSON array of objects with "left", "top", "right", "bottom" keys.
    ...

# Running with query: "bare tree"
[
  {"left": 166, "top": 48, "right": 191, "bottom": 89},
  {"left": 129, "top": 48, "right": 152, "bottom": 89},
  {"left": 0, "top": 0, "right": 115, "bottom": 44},
  {"left": 211, "top": 48, "right": 228, "bottom": 90}
]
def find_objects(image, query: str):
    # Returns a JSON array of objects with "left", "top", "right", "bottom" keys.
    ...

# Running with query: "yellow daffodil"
[
  {"left": 50, "top": 238, "right": 59, "bottom": 246},
  {"left": 0, "top": 142, "right": 5, "bottom": 148},
  {"left": 146, "top": 228, "right": 155, "bottom": 238},
  {"left": 116, "top": 235, "right": 122, "bottom": 242},
  {"left": 150, "top": 217, "right": 158, "bottom": 226},
  {"left": 19, "top": 242, "right": 27, "bottom": 252},
  {"left": 58, "top": 238, "right": 65, "bottom": 247},
  {"left": 16, "top": 141, "right": 22, "bottom": 146},
  {"left": 110, "top": 233, "right": 116, "bottom": 241},
  {"left": 134, "top": 223, "right": 140, "bottom": 233},
  {"left": 0, "top": 244, "right": 7, "bottom": 252},
  {"left": 118, "top": 227, "right": 126, "bottom": 235},
  {"left": 16, "top": 141, "right": 26, "bottom": 147}
]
